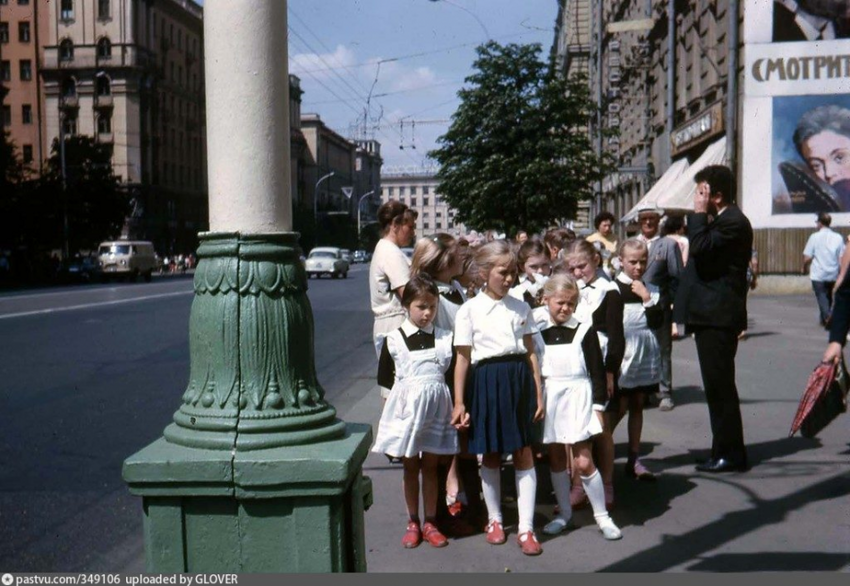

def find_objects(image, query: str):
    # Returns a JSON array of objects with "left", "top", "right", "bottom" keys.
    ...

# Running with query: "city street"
[{"left": 1, "top": 266, "right": 848, "bottom": 572}]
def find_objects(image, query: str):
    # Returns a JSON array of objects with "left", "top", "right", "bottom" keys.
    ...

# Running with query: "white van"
[{"left": 98, "top": 240, "right": 157, "bottom": 282}]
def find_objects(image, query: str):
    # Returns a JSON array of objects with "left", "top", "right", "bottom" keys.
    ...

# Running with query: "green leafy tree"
[
  {"left": 44, "top": 135, "right": 129, "bottom": 252},
  {"left": 429, "top": 41, "right": 614, "bottom": 235}
]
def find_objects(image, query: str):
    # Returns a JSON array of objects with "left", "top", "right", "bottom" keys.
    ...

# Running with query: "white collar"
[
  {"left": 616, "top": 272, "right": 634, "bottom": 285},
  {"left": 435, "top": 280, "right": 452, "bottom": 293},
  {"left": 541, "top": 313, "right": 580, "bottom": 329},
  {"left": 716, "top": 205, "right": 729, "bottom": 217},
  {"left": 476, "top": 290, "right": 506, "bottom": 314},
  {"left": 638, "top": 233, "right": 660, "bottom": 243},
  {"left": 401, "top": 319, "right": 435, "bottom": 336}
]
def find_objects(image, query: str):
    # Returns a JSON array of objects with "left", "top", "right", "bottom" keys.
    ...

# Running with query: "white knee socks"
[
  {"left": 479, "top": 465, "right": 502, "bottom": 523},
  {"left": 549, "top": 470, "right": 573, "bottom": 522},
  {"left": 515, "top": 467, "right": 537, "bottom": 534},
  {"left": 581, "top": 469, "right": 611, "bottom": 522}
]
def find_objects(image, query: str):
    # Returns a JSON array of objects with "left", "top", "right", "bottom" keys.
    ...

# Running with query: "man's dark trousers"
[
  {"left": 692, "top": 325, "right": 746, "bottom": 463},
  {"left": 812, "top": 280, "right": 835, "bottom": 325}
]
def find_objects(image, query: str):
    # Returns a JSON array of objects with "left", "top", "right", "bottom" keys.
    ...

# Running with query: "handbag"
[{"left": 800, "top": 358, "right": 849, "bottom": 438}]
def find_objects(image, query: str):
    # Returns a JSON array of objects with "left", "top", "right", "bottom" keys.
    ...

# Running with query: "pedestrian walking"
[
  {"left": 533, "top": 275, "right": 622, "bottom": 541},
  {"left": 803, "top": 212, "right": 845, "bottom": 328},
  {"left": 565, "top": 240, "right": 623, "bottom": 510},
  {"left": 675, "top": 165, "right": 752, "bottom": 473},
  {"left": 586, "top": 211, "right": 619, "bottom": 276},
  {"left": 451, "top": 240, "right": 546, "bottom": 556},
  {"left": 608, "top": 239, "right": 663, "bottom": 481},
  {"left": 369, "top": 201, "right": 417, "bottom": 370},
  {"left": 636, "top": 204, "right": 683, "bottom": 412},
  {"left": 372, "top": 275, "right": 459, "bottom": 550}
]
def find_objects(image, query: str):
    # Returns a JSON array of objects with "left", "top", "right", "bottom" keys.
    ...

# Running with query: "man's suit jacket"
[
  {"left": 674, "top": 204, "right": 753, "bottom": 332},
  {"left": 643, "top": 236, "right": 683, "bottom": 304}
]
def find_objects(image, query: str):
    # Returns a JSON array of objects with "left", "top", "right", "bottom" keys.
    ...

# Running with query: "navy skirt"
[{"left": 466, "top": 354, "right": 537, "bottom": 455}]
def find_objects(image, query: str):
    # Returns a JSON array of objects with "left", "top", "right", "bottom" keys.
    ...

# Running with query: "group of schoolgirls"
[{"left": 371, "top": 232, "right": 663, "bottom": 556}]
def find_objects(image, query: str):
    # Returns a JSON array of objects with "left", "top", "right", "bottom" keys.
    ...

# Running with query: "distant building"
[
  {"left": 380, "top": 171, "right": 465, "bottom": 237},
  {"left": 1, "top": 0, "right": 50, "bottom": 173},
  {"left": 38, "top": 0, "right": 208, "bottom": 254}
]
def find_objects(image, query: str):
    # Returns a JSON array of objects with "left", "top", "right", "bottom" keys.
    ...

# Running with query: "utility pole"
[
  {"left": 357, "top": 190, "right": 375, "bottom": 244},
  {"left": 725, "top": 0, "right": 739, "bottom": 173},
  {"left": 59, "top": 110, "right": 69, "bottom": 260}
]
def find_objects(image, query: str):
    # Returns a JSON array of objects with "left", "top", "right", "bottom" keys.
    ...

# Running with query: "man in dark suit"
[
  {"left": 675, "top": 165, "right": 752, "bottom": 473},
  {"left": 637, "top": 204, "right": 684, "bottom": 412}
]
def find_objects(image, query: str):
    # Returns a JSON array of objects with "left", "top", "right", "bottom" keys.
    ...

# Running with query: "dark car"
[
  {"left": 61, "top": 256, "right": 102, "bottom": 283},
  {"left": 353, "top": 250, "right": 368, "bottom": 264}
]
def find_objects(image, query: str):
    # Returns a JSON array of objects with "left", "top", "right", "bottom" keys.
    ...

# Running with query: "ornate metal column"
[{"left": 123, "top": 0, "right": 372, "bottom": 572}]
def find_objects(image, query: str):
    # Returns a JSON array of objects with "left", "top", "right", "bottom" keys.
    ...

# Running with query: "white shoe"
[
  {"left": 597, "top": 518, "right": 623, "bottom": 541},
  {"left": 542, "top": 516, "right": 573, "bottom": 535},
  {"left": 659, "top": 397, "right": 675, "bottom": 411}
]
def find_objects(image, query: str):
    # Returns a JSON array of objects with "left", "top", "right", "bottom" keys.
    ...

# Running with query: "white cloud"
[{"left": 289, "top": 44, "right": 358, "bottom": 82}]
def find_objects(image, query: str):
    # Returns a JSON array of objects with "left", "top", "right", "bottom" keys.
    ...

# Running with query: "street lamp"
[
  {"left": 313, "top": 171, "right": 335, "bottom": 243},
  {"left": 356, "top": 190, "right": 375, "bottom": 243},
  {"left": 428, "top": 0, "right": 490, "bottom": 41}
]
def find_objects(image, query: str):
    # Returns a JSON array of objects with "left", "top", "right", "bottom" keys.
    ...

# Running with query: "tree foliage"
[{"left": 429, "top": 41, "right": 614, "bottom": 235}]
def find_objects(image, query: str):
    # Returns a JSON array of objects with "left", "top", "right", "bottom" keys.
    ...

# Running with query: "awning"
[{"left": 620, "top": 136, "right": 728, "bottom": 222}]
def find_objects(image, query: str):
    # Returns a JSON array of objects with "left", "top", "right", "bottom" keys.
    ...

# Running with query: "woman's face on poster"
[{"left": 801, "top": 130, "right": 850, "bottom": 185}]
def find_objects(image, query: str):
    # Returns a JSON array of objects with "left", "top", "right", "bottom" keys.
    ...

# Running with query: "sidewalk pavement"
[{"left": 348, "top": 295, "right": 850, "bottom": 572}]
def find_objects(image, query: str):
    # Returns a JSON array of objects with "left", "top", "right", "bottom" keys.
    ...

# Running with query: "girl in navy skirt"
[
  {"left": 452, "top": 240, "right": 545, "bottom": 556},
  {"left": 532, "top": 275, "right": 622, "bottom": 540}
]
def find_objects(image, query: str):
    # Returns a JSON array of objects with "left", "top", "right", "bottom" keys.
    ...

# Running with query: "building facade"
[
  {"left": 37, "top": 0, "right": 207, "bottom": 254},
  {"left": 1, "top": 0, "right": 50, "bottom": 173},
  {"left": 380, "top": 171, "right": 465, "bottom": 237}
]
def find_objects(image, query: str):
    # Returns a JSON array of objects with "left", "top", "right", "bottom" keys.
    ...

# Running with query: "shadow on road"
[
  {"left": 688, "top": 552, "right": 850, "bottom": 572},
  {"left": 652, "top": 436, "right": 824, "bottom": 472}
]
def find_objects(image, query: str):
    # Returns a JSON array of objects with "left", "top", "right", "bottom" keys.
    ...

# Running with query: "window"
[
  {"left": 22, "top": 104, "right": 32, "bottom": 124},
  {"left": 2, "top": 106, "right": 10, "bottom": 127},
  {"left": 18, "top": 21, "right": 29, "bottom": 42},
  {"left": 177, "top": 29, "right": 182, "bottom": 50},
  {"left": 410, "top": 197, "right": 417, "bottom": 207},
  {"left": 388, "top": 186, "right": 394, "bottom": 196},
  {"left": 59, "top": 39, "right": 74, "bottom": 61},
  {"left": 60, "top": 0, "right": 74, "bottom": 20},
  {"left": 62, "top": 113, "right": 77, "bottom": 136},
  {"left": 97, "top": 112, "right": 111, "bottom": 134},
  {"left": 410, "top": 186, "right": 418, "bottom": 195},
  {"left": 19, "top": 59, "right": 31, "bottom": 80},
  {"left": 61, "top": 77, "right": 76, "bottom": 97},
  {"left": 97, "top": 37, "right": 112, "bottom": 58},
  {"left": 423, "top": 197, "right": 429, "bottom": 206},
  {"left": 98, "top": 0, "right": 110, "bottom": 19},
  {"left": 423, "top": 222, "right": 430, "bottom": 230},
  {"left": 1, "top": 22, "right": 8, "bottom": 44},
  {"left": 96, "top": 75, "right": 110, "bottom": 96},
  {"left": 18, "top": 0, "right": 30, "bottom": 4},
  {"left": 1, "top": 61, "right": 9, "bottom": 82},
  {"left": 22, "top": 145, "right": 33, "bottom": 163}
]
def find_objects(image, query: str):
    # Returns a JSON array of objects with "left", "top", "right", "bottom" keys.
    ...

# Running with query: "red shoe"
[
  {"left": 570, "top": 484, "right": 589, "bottom": 509},
  {"left": 485, "top": 519, "right": 506, "bottom": 545},
  {"left": 401, "top": 521, "right": 422, "bottom": 549},
  {"left": 422, "top": 522, "right": 449, "bottom": 548},
  {"left": 447, "top": 500, "right": 464, "bottom": 517},
  {"left": 517, "top": 531, "right": 543, "bottom": 556}
]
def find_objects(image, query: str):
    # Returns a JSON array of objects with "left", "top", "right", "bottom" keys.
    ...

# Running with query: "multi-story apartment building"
[
  {"left": 1, "top": 0, "right": 50, "bottom": 173},
  {"left": 380, "top": 171, "right": 465, "bottom": 237},
  {"left": 38, "top": 0, "right": 207, "bottom": 254},
  {"left": 555, "top": 0, "right": 735, "bottom": 231}
]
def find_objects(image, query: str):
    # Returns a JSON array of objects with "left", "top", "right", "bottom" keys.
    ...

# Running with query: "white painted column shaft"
[{"left": 204, "top": 0, "right": 291, "bottom": 232}]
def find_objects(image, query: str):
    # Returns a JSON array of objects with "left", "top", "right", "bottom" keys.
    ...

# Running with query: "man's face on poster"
[{"left": 801, "top": 130, "right": 850, "bottom": 185}]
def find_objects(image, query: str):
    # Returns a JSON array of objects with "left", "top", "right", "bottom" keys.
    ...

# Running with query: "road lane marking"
[
  {"left": 0, "top": 290, "right": 194, "bottom": 320},
  {"left": 0, "top": 281, "right": 190, "bottom": 302}
]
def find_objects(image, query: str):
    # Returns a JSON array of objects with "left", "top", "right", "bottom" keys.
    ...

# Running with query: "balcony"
[
  {"left": 60, "top": 95, "right": 79, "bottom": 108},
  {"left": 97, "top": 132, "right": 114, "bottom": 144}
]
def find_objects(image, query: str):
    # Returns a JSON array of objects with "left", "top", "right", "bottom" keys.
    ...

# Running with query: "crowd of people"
[{"left": 367, "top": 165, "right": 755, "bottom": 556}]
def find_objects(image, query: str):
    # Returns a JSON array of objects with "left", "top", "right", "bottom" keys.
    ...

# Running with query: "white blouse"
[{"left": 454, "top": 291, "right": 537, "bottom": 364}]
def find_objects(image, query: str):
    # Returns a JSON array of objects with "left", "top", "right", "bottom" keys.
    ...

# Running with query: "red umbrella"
[{"left": 789, "top": 361, "right": 836, "bottom": 437}]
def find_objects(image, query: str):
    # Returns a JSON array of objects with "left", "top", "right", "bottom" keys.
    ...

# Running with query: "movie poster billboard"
[{"left": 742, "top": 1, "right": 850, "bottom": 228}]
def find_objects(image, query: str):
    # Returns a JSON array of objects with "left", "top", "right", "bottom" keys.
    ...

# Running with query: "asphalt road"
[
  {"left": 0, "top": 264, "right": 376, "bottom": 572},
  {"left": 1, "top": 269, "right": 848, "bottom": 572}
]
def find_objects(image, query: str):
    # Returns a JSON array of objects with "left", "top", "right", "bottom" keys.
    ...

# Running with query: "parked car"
[
  {"left": 305, "top": 247, "right": 350, "bottom": 279},
  {"left": 339, "top": 248, "right": 353, "bottom": 263},
  {"left": 352, "top": 250, "right": 368, "bottom": 264},
  {"left": 97, "top": 240, "right": 157, "bottom": 282},
  {"left": 60, "top": 255, "right": 102, "bottom": 283}
]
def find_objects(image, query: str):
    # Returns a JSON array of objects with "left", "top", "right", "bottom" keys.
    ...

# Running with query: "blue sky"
[{"left": 201, "top": 1, "right": 559, "bottom": 170}]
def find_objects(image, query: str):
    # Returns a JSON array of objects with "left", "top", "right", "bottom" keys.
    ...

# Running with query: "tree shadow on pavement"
[
  {"left": 688, "top": 552, "right": 850, "bottom": 572},
  {"left": 597, "top": 471, "right": 850, "bottom": 572}
]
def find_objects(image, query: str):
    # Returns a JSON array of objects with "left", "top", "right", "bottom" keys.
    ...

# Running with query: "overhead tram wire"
[{"left": 303, "top": 80, "right": 464, "bottom": 106}]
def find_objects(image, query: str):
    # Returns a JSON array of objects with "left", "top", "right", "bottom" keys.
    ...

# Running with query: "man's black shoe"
[{"left": 695, "top": 458, "right": 748, "bottom": 473}]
